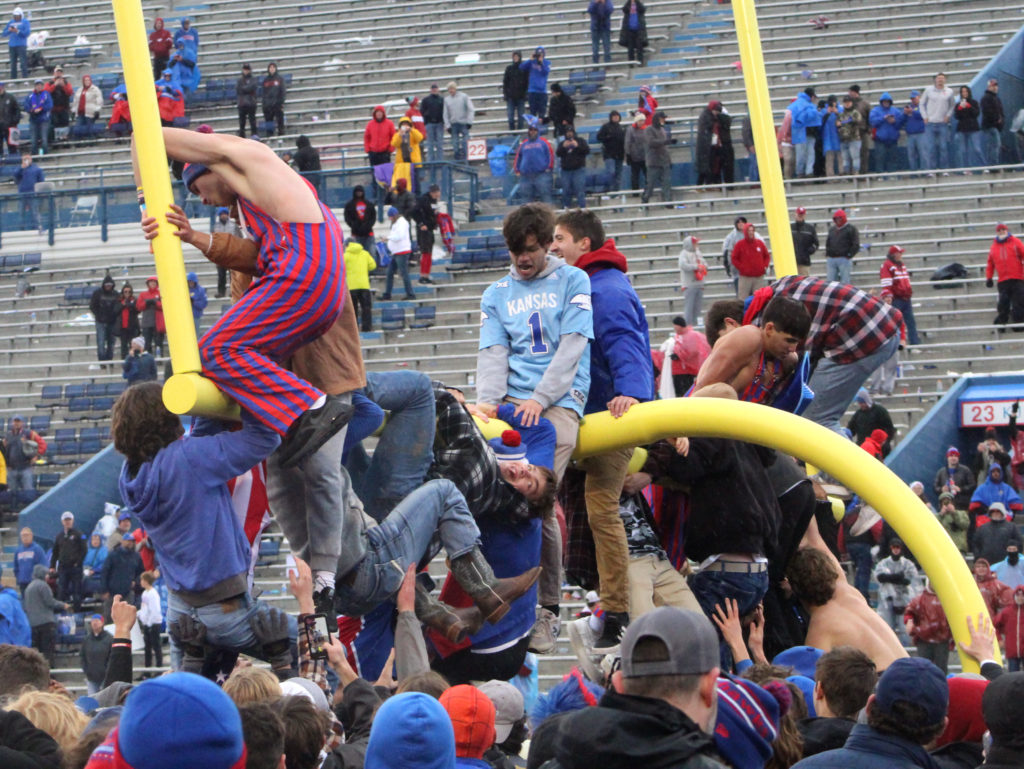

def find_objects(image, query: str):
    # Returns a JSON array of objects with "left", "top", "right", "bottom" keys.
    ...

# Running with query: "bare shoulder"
[{"left": 711, "top": 325, "right": 763, "bottom": 355}]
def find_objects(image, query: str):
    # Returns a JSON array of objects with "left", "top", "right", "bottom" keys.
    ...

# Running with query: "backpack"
[{"left": 930, "top": 262, "right": 968, "bottom": 290}]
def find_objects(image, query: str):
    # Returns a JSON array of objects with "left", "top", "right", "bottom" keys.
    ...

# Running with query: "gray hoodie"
[
  {"left": 443, "top": 90, "right": 475, "bottom": 128},
  {"left": 475, "top": 255, "right": 590, "bottom": 408},
  {"left": 23, "top": 564, "right": 63, "bottom": 627},
  {"left": 678, "top": 236, "right": 706, "bottom": 289}
]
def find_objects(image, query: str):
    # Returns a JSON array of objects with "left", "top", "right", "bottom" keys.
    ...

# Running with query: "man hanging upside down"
[{"left": 137, "top": 128, "right": 352, "bottom": 468}]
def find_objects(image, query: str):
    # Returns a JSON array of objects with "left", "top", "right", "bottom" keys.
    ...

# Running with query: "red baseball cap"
[{"left": 795, "top": 206, "right": 806, "bottom": 214}]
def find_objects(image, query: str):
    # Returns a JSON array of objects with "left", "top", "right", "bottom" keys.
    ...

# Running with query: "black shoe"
[
  {"left": 278, "top": 396, "right": 355, "bottom": 469},
  {"left": 404, "top": 293, "right": 416, "bottom": 300},
  {"left": 314, "top": 586, "right": 336, "bottom": 627},
  {"left": 418, "top": 277, "right": 435, "bottom": 284},
  {"left": 381, "top": 294, "right": 392, "bottom": 300},
  {"left": 593, "top": 611, "right": 629, "bottom": 653}
]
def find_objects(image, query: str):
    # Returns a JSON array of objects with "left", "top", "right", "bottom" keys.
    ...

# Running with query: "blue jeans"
[
  {"left": 29, "top": 121, "right": 47, "bottom": 155},
  {"left": 450, "top": 122, "right": 469, "bottom": 162},
  {"left": 794, "top": 138, "right": 815, "bottom": 176},
  {"left": 877, "top": 601, "right": 911, "bottom": 646},
  {"left": 747, "top": 150, "right": 759, "bottom": 183},
  {"left": 519, "top": 171, "right": 552, "bottom": 204},
  {"left": 350, "top": 370, "right": 435, "bottom": 519},
  {"left": 7, "top": 466, "right": 33, "bottom": 493},
  {"left": 825, "top": 256, "right": 852, "bottom": 285},
  {"left": 8, "top": 45, "right": 26, "bottom": 79},
  {"left": 802, "top": 333, "right": 899, "bottom": 432},
  {"left": 1009, "top": 657, "right": 1022, "bottom": 672},
  {"left": 334, "top": 479, "right": 480, "bottom": 617},
  {"left": 689, "top": 567, "right": 770, "bottom": 671},
  {"left": 983, "top": 127, "right": 1001, "bottom": 166},
  {"left": 892, "top": 296, "right": 919, "bottom": 345},
  {"left": 384, "top": 250, "right": 414, "bottom": 298},
  {"left": 425, "top": 122, "right": 444, "bottom": 165},
  {"left": 167, "top": 591, "right": 297, "bottom": 671},
  {"left": 874, "top": 141, "right": 899, "bottom": 173},
  {"left": 591, "top": 27, "right": 611, "bottom": 63},
  {"left": 846, "top": 542, "right": 873, "bottom": 600},
  {"left": 925, "top": 122, "right": 950, "bottom": 169},
  {"left": 841, "top": 140, "right": 861, "bottom": 173},
  {"left": 604, "top": 157, "right": 623, "bottom": 191},
  {"left": 505, "top": 98, "right": 525, "bottom": 131},
  {"left": 95, "top": 321, "right": 117, "bottom": 361},
  {"left": 561, "top": 167, "right": 587, "bottom": 208},
  {"left": 905, "top": 132, "right": 927, "bottom": 171},
  {"left": 956, "top": 131, "right": 984, "bottom": 168},
  {"left": 20, "top": 195, "right": 38, "bottom": 230},
  {"left": 527, "top": 91, "right": 548, "bottom": 122}
]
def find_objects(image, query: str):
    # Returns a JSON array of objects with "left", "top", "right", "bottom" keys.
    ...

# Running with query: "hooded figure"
[
  {"left": 187, "top": 271, "right": 207, "bottom": 325},
  {"left": 677, "top": 235, "right": 707, "bottom": 327},
  {"left": 293, "top": 134, "right": 322, "bottom": 192},
  {"left": 859, "top": 428, "right": 889, "bottom": 460},
  {"left": 971, "top": 464, "right": 1023, "bottom": 516},
  {"left": 261, "top": 62, "right": 285, "bottom": 135},
  {"left": 695, "top": 99, "right": 734, "bottom": 186},
  {"left": 869, "top": 92, "right": 905, "bottom": 144},
  {"left": 994, "top": 586, "right": 1024, "bottom": 662},
  {"left": 364, "top": 104, "right": 396, "bottom": 160},
  {"left": 391, "top": 115, "right": 423, "bottom": 189},
  {"left": 974, "top": 557, "right": 1014, "bottom": 618},
  {"left": 344, "top": 184, "right": 376, "bottom": 243},
  {"left": 365, "top": 693, "right": 456, "bottom": 769},
  {"left": 974, "top": 501, "right": 1024, "bottom": 567}
]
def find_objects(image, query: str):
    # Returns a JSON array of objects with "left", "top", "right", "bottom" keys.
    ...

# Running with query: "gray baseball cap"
[
  {"left": 478, "top": 680, "right": 524, "bottom": 743},
  {"left": 621, "top": 607, "right": 719, "bottom": 678}
]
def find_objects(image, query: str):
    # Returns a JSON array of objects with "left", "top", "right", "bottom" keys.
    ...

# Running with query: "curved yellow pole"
[
  {"left": 111, "top": 0, "right": 239, "bottom": 419},
  {"left": 573, "top": 399, "right": 994, "bottom": 671},
  {"left": 733, "top": 0, "right": 796, "bottom": 278}
]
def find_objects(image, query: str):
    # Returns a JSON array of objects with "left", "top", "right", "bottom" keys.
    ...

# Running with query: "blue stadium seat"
[
  {"left": 91, "top": 396, "right": 115, "bottom": 414},
  {"left": 79, "top": 438, "right": 102, "bottom": 455},
  {"left": 79, "top": 427, "right": 102, "bottom": 441},
  {"left": 29, "top": 415, "right": 49, "bottom": 433},
  {"left": 466, "top": 236, "right": 488, "bottom": 250},
  {"left": 54, "top": 428, "right": 77, "bottom": 441},
  {"left": 447, "top": 250, "right": 472, "bottom": 270},
  {"left": 85, "top": 383, "right": 106, "bottom": 397},
  {"left": 381, "top": 307, "right": 405, "bottom": 331},
  {"left": 64, "top": 384, "right": 87, "bottom": 399},
  {"left": 51, "top": 440, "right": 80, "bottom": 465},
  {"left": 66, "top": 397, "right": 92, "bottom": 420},
  {"left": 410, "top": 306, "right": 436, "bottom": 329},
  {"left": 586, "top": 69, "right": 606, "bottom": 83},
  {"left": 35, "top": 384, "right": 63, "bottom": 408},
  {"left": 36, "top": 472, "right": 61, "bottom": 490},
  {"left": 104, "top": 382, "right": 126, "bottom": 397}
]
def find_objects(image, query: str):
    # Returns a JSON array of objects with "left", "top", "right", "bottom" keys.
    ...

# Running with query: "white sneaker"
[
  {"left": 567, "top": 617, "right": 602, "bottom": 682},
  {"left": 527, "top": 607, "right": 561, "bottom": 654}
]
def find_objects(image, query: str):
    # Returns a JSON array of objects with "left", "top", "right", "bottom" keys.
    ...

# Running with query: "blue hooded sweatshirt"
[
  {"left": 2, "top": 14, "right": 29, "bottom": 48},
  {"left": 0, "top": 582, "right": 31, "bottom": 647},
  {"left": 365, "top": 693, "right": 456, "bottom": 769},
  {"left": 819, "top": 103, "right": 843, "bottom": 152},
  {"left": 971, "top": 463, "right": 1023, "bottom": 514},
  {"left": 187, "top": 271, "right": 207, "bottom": 320},
  {"left": 14, "top": 541, "right": 46, "bottom": 586},
  {"left": 869, "top": 93, "right": 906, "bottom": 144},
  {"left": 904, "top": 93, "right": 925, "bottom": 134},
  {"left": 118, "top": 416, "right": 279, "bottom": 600},
  {"left": 513, "top": 133, "right": 554, "bottom": 175},
  {"left": 172, "top": 19, "right": 198, "bottom": 63},
  {"left": 13, "top": 162, "right": 43, "bottom": 194},
  {"left": 520, "top": 49, "right": 551, "bottom": 94},
  {"left": 788, "top": 91, "right": 821, "bottom": 145}
]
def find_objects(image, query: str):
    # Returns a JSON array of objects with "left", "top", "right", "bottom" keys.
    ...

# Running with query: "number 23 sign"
[{"left": 960, "top": 399, "right": 1017, "bottom": 427}]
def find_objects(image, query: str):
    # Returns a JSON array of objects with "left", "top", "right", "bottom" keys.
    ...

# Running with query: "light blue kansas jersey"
[{"left": 479, "top": 263, "right": 593, "bottom": 415}]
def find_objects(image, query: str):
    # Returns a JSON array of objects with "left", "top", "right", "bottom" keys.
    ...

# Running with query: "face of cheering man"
[
  {"left": 509, "top": 234, "right": 550, "bottom": 280},
  {"left": 498, "top": 461, "right": 547, "bottom": 502},
  {"left": 550, "top": 225, "right": 592, "bottom": 267}
]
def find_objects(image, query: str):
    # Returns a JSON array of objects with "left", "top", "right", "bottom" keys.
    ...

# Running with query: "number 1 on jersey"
[{"left": 527, "top": 311, "right": 548, "bottom": 354}]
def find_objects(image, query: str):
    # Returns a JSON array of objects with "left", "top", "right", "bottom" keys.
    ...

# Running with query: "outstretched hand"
[
  {"left": 958, "top": 612, "right": 997, "bottom": 664},
  {"left": 397, "top": 563, "right": 417, "bottom": 614},
  {"left": 288, "top": 556, "right": 315, "bottom": 615},
  {"left": 513, "top": 398, "right": 544, "bottom": 427},
  {"left": 712, "top": 598, "right": 746, "bottom": 654},
  {"left": 140, "top": 204, "right": 199, "bottom": 246}
]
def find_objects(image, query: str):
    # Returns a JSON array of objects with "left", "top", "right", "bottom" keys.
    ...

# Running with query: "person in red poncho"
[
  {"left": 730, "top": 222, "right": 771, "bottom": 299},
  {"left": 986, "top": 222, "right": 1024, "bottom": 329},
  {"left": 859, "top": 428, "right": 888, "bottom": 460},
  {"left": 994, "top": 586, "right": 1024, "bottom": 671},
  {"left": 148, "top": 17, "right": 174, "bottom": 80}
]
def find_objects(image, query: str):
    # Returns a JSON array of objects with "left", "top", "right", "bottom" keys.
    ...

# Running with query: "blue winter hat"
[
  {"left": 875, "top": 657, "right": 949, "bottom": 726},
  {"left": 529, "top": 669, "right": 603, "bottom": 731},
  {"left": 387, "top": 206, "right": 399, "bottom": 217},
  {"left": 488, "top": 429, "right": 527, "bottom": 462},
  {"left": 787, "top": 675, "right": 817, "bottom": 718},
  {"left": 365, "top": 692, "right": 455, "bottom": 769},
  {"left": 161, "top": 68, "right": 173, "bottom": 76},
  {"left": 714, "top": 676, "right": 781, "bottom": 769},
  {"left": 910, "top": 90, "right": 920, "bottom": 98},
  {"left": 182, "top": 162, "right": 210, "bottom": 193},
  {"left": 186, "top": 271, "right": 198, "bottom": 283},
  {"left": 772, "top": 645, "right": 824, "bottom": 679},
  {"left": 115, "top": 673, "right": 246, "bottom": 769},
  {"left": 216, "top": 206, "right": 229, "bottom": 215}
]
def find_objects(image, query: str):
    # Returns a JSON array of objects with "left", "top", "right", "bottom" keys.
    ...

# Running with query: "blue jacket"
[
  {"left": 904, "top": 102, "right": 925, "bottom": 134},
  {"left": 14, "top": 542, "right": 46, "bottom": 586},
  {"left": 788, "top": 92, "right": 821, "bottom": 145},
  {"left": 0, "top": 587, "right": 31, "bottom": 646},
  {"left": 13, "top": 163, "right": 43, "bottom": 194},
  {"left": 575, "top": 240, "right": 654, "bottom": 414},
  {"left": 2, "top": 16, "right": 29, "bottom": 47},
  {"left": 869, "top": 93, "right": 906, "bottom": 144},
  {"left": 187, "top": 272, "right": 208, "bottom": 319},
  {"left": 588, "top": 0, "right": 614, "bottom": 31},
  {"left": 102, "top": 545, "right": 143, "bottom": 597},
  {"left": 83, "top": 544, "right": 107, "bottom": 577},
  {"left": 118, "top": 415, "right": 280, "bottom": 597},
  {"left": 819, "top": 106, "right": 842, "bottom": 152},
  {"left": 520, "top": 53, "right": 551, "bottom": 94},
  {"left": 791, "top": 724, "right": 939, "bottom": 769},
  {"left": 513, "top": 135, "right": 554, "bottom": 174},
  {"left": 122, "top": 351, "right": 157, "bottom": 385},
  {"left": 22, "top": 90, "right": 51, "bottom": 123},
  {"left": 173, "top": 23, "right": 198, "bottom": 63}
]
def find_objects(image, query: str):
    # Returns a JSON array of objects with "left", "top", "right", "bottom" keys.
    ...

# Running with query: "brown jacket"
[{"left": 207, "top": 231, "right": 367, "bottom": 395}]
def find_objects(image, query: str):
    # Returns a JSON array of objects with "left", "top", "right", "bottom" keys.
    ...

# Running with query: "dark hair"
[
  {"left": 240, "top": 702, "right": 286, "bottom": 769},
  {"left": 64, "top": 729, "right": 112, "bottom": 769},
  {"left": 959, "top": 85, "right": 972, "bottom": 99},
  {"left": 528, "top": 466, "right": 558, "bottom": 519},
  {"left": 786, "top": 548, "right": 839, "bottom": 607},
  {"left": 704, "top": 299, "right": 745, "bottom": 348},
  {"left": 620, "top": 637, "right": 704, "bottom": 700},
  {"left": 815, "top": 646, "right": 877, "bottom": 719},
  {"left": 498, "top": 716, "right": 530, "bottom": 757},
  {"left": 555, "top": 209, "right": 606, "bottom": 252},
  {"left": 396, "top": 670, "right": 451, "bottom": 699},
  {"left": 868, "top": 699, "right": 945, "bottom": 745},
  {"left": 762, "top": 296, "right": 811, "bottom": 340},
  {"left": 271, "top": 696, "right": 329, "bottom": 769},
  {"left": 503, "top": 203, "right": 556, "bottom": 255},
  {"left": 551, "top": 83, "right": 562, "bottom": 94},
  {"left": 111, "top": 383, "right": 185, "bottom": 474},
  {"left": 0, "top": 644, "right": 50, "bottom": 696}
]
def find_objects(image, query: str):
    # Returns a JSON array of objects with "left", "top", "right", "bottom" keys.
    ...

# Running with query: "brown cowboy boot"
[
  {"left": 449, "top": 548, "right": 542, "bottom": 624},
  {"left": 414, "top": 583, "right": 484, "bottom": 643}
]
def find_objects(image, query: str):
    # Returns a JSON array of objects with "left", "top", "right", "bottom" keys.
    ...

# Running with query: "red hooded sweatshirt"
[
  {"left": 859, "top": 428, "right": 888, "bottom": 459},
  {"left": 364, "top": 106, "right": 396, "bottom": 154},
  {"left": 903, "top": 587, "right": 952, "bottom": 644},
  {"left": 730, "top": 223, "right": 771, "bottom": 277},
  {"left": 148, "top": 18, "right": 174, "bottom": 58},
  {"left": 995, "top": 586, "right": 1024, "bottom": 658},
  {"left": 879, "top": 253, "right": 912, "bottom": 299},
  {"left": 986, "top": 232, "right": 1024, "bottom": 282}
]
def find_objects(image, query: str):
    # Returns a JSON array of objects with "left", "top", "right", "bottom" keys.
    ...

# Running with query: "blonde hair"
[
  {"left": 222, "top": 666, "right": 281, "bottom": 706},
  {"left": 140, "top": 570, "right": 156, "bottom": 587},
  {"left": 9, "top": 690, "right": 89, "bottom": 755}
]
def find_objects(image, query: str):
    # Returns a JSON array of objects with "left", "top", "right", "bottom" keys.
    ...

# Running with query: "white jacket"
[
  {"left": 138, "top": 587, "right": 162, "bottom": 627},
  {"left": 386, "top": 215, "right": 413, "bottom": 255},
  {"left": 78, "top": 84, "right": 103, "bottom": 118}
]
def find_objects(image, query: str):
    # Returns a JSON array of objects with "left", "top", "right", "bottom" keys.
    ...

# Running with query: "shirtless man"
[
  {"left": 135, "top": 128, "right": 352, "bottom": 469},
  {"left": 692, "top": 295, "right": 810, "bottom": 403},
  {"left": 786, "top": 546, "right": 907, "bottom": 670}
]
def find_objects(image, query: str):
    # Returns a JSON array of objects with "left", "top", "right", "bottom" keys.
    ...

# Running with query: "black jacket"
[
  {"left": 90, "top": 286, "right": 120, "bottom": 324},
  {"left": 597, "top": 119, "right": 625, "bottom": 160},
  {"left": 618, "top": 0, "right": 648, "bottom": 47},
  {"left": 930, "top": 741, "right": 982, "bottom": 769},
  {"left": 695, "top": 109, "right": 734, "bottom": 175},
  {"left": 50, "top": 528, "right": 86, "bottom": 570},
  {"left": 294, "top": 136, "right": 322, "bottom": 173},
  {"left": 80, "top": 629, "right": 113, "bottom": 683},
  {"left": 981, "top": 89, "right": 1004, "bottom": 131},
  {"left": 825, "top": 222, "right": 859, "bottom": 258},
  {"left": 343, "top": 187, "right": 376, "bottom": 237},
  {"left": 791, "top": 220, "right": 819, "bottom": 266},
  {"left": 385, "top": 188, "right": 417, "bottom": 219},
  {"left": 537, "top": 690, "right": 723, "bottom": 769},
  {"left": 323, "top": 678, "right": 379, "bottom": 769},
  {"left": 421, "top": 93, "right": 444, "bottom": 124},
  {"left": 664, "top": 438, "right": 781, "bottom": 562},
  {"left": 413, "top": 193, "right": 438, "bottom": 230},
  {"left": 236, "top": 73, "right": 257, "bottom": 108},
  {"left": 0, "top": 91, "right": 20, "bottom": 126},
  {"left": 548, "top": 93, "right": 577, "bottom": 128},
  {"left": 262, "top": 71, "right": 286, "bottom": 108},
  {"left": 0, "top": 710, "right": 61, "bottom": 769},
  {"left": 103, "top": 547, "right": 144, "bottom": 597},
  {"left": 980, "top": 744, "right": 1024, "bottom": 769},
  {"left": 798, "top": 717, "right": 856, "bottom": 757},
  {"left": 556, "top": 136, "right": 590, "bottom": 171},
  {"left": 503, "top": 60, "right": 529, "bottom": 102}
]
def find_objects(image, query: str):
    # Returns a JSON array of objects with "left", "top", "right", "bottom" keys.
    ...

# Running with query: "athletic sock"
[
  {"left": 314, "top": 570, "right": 335, "bottom": 592},
  {"left": 542, "top": 604, "right": 560, "bottom": 617}
]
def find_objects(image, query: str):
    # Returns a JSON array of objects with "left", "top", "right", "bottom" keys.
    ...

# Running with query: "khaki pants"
[
  {"left": 736, "top": 274, "right": 765, "bottom": 299},
  {"left": 781, "top": 144, "right": 795, "bottom": 179},
  {"left": 796, "top": 264, "right": 811, "bottom": 277},
  {"left": 505, "top": 397, "right": 580, "bottom": 607},
  {"left": 580, "top": 446, "right": 634, "bottom": 613},
  {"left": 628, "top": 554, "right": 701, "bottom": 617}
]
